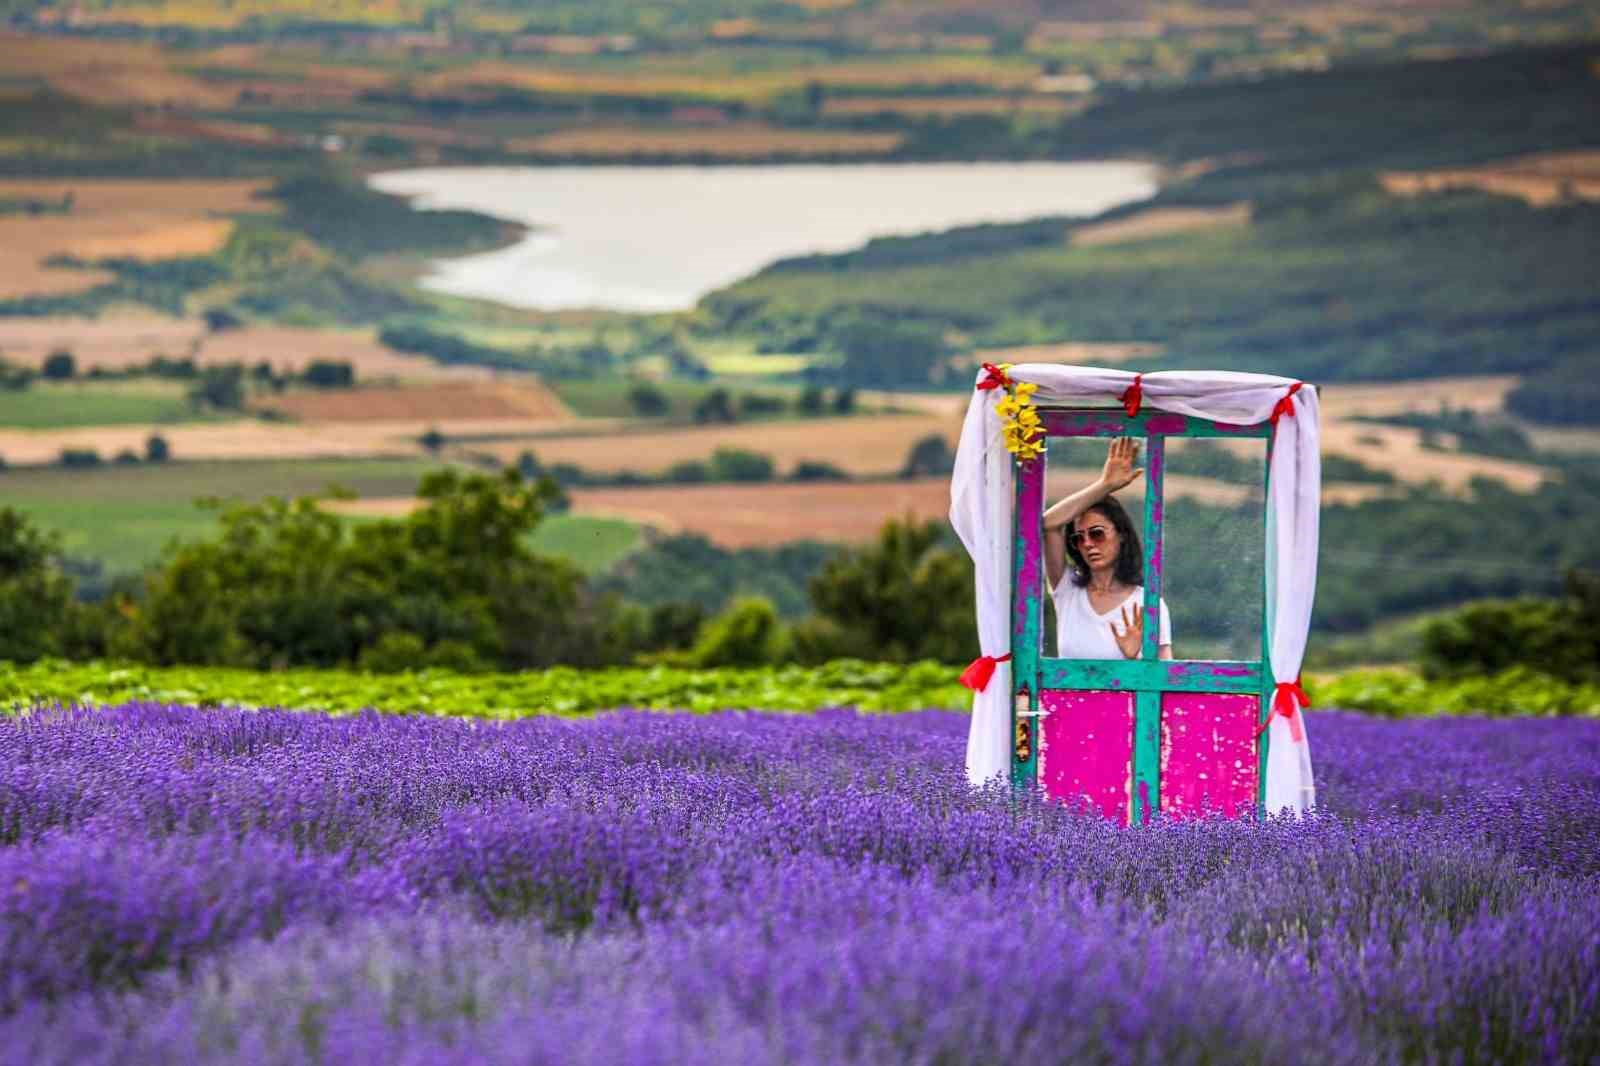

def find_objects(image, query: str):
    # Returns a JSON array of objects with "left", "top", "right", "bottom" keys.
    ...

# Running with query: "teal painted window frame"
[{"left": 1010, "top": 407, "right": 1276, "bottom": 821}]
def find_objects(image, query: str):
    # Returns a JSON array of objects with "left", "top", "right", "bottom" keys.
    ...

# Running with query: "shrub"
[
  {"left": 58, "top": 448, "right": 102, "bottom": 469},
  {"left": 41, "top": 349, "right": 75, "bottom": 380},
  {"left": 1420, "top": 570, "right": 1600, "bottom": 684},
  {"left": 739, "top": 392, "right": 785, "bottom": 417},
  {"left": 628, "top": 383, "right": 669, "bottom": 417},
  {"left": 709, "top": 447, "right": 774, "bottom": 483},
  {"left": 790, "top": 461, "right": 849, "bottom": 482},
  {"left": 900, "top": 434, "right": 954, "bottom": 479},
  {"left": 692, "top": 388, "right": 736, "bottom": 424},
  {"left": 680, "top": 597, "right": 790, "bottom": 667},
  {"left": 145, "top": 434, "right": 170, "bottom": 463}
]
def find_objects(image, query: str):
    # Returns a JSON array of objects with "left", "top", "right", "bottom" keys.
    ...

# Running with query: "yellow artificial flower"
[
  {"left": 1015, "top": 406, "right": 1041, "bottom": 430},
  {"left": 994, "top": 395, "right": 1023, "bottom": 419},
  {"left": 1014, "top": 381, "right": 1038, "bottom": 402}
]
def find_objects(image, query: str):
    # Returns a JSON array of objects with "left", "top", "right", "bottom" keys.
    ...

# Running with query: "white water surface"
[{"left": 370, "top": 161, "right": 1158, "bottom": 313}]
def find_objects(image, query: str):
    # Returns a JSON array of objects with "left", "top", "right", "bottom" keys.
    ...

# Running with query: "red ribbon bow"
[
  {"left": 1257, "top": 676, "right": 1310, "bottom": 742},
  {"left": 976, "top": 363, "right": 1013, "bottom": 392},
  {"left": 958, "top": 652, "right": 1012, "bottom": 692},
  {"left": 1269, "top": 382, "right": 1304, "bottom": 427},
  {"left": 1119, "top": 374, "right": 1143, "bottom": 418}
]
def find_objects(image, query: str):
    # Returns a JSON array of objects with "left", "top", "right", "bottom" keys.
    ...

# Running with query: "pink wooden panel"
[
  {"left": 1038, "top": 689, "right": 1135, "bottom": 824},
  {"left": 1159, "top": 692, "right": 1259, "bottom": 819}
]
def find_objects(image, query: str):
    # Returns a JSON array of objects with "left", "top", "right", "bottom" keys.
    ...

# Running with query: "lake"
[{"left": 369, "top": 161, "right": 1159, "bottom": 313}]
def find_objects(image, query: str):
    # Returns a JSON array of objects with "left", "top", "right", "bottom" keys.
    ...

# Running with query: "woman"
[{"left": 1043, "top": 437, "right": 1172, "bottom": 660}]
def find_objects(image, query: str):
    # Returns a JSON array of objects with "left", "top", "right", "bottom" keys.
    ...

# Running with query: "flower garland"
[{"left": 985, "top": 364, "right": 1043, "bottom": 461}]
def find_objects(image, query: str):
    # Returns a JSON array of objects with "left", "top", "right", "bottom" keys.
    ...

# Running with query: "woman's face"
[{"left": 1072, "top": 510, "right": 1119, "bottom": 574}]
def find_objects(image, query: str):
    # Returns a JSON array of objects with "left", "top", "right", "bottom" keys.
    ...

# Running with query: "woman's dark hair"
[{"left": 1065, "top": 494, "right": 1145, "bottom": 589}]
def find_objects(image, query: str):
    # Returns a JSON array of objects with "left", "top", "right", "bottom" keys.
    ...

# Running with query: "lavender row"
[{"left": 2, "top": 704, "right": 1598, "bottom": 1063}]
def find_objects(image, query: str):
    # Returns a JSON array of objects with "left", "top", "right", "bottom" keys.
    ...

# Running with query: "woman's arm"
[{"left": 1042, "top": 437, "right": 1143, "bottom": 589}]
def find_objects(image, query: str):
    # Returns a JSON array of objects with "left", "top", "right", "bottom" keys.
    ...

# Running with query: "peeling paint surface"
[
  {"left": 1159, "top": 692, "right": 1259, "bottom": 819},
  {"left": 1039, "top": 689, "right": 1135, "bottom": 824}
]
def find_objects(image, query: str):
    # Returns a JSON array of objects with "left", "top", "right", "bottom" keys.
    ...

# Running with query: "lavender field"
[{"left": 2, "top": 704, "right": 1598, "bottom": 1065}]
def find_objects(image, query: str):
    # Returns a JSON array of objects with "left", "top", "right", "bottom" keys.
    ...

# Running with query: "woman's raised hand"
[
  {"left": 1100, "top": 437, "right": 1143, "bottom": 493},
  {"left": 1111, "top": 602, "right": 1144, "bottom": 659}
]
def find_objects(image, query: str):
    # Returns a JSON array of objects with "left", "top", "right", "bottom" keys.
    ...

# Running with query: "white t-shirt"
[{"left": 1052, "top": 581, "right": 1172, "bottom": 660}]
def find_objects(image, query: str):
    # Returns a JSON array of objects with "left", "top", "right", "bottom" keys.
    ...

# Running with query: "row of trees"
[{"left": 0, "top": 469, "right": 975, "bottom": 670}]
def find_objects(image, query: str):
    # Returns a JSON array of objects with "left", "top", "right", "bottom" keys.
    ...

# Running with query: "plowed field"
[
  {"left": 0, "top": 178, "right": 268, "bottom": 299},
  {"left": 258, "top": 382, "right": 571, "bottom": 422}
]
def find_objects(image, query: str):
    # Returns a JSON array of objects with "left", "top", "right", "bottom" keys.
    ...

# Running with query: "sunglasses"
[{"left": 1068, "top": 525, "right": 1112, "bottom": 547}]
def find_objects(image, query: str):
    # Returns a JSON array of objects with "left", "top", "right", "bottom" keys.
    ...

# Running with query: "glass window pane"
[
  {"left": 1161, "top": 438, "right": 1267, "bottom": 661},
  {"left": 1041, "top": 434, "right": 1151, "bottom": 660}
]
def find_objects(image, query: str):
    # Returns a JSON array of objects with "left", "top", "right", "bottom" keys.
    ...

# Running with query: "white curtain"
[{"left": 949, "top": 366, "right": 1319, "bottom": 814}]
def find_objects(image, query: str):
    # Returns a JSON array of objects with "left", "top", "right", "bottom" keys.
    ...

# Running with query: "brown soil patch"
[
  {"left": 1071, "top": 203, "right": 1252, "bottom": 248},
  {"left": 0, "top": 318, "right": 495, "bottom": 382},
  {"left": 0, "top": 416, "right": 573, "bottom": 466},
  {"left": 1318, "top": 375, "right": 1519, "bottom": 419},
  {"left": 568, "top": 479, "right": 955, "bottom": 547},
  {"left": 1382, "top": 151, "right": 1600, "bottom": 207},
  {"left": 419, "top": 56, "right": 1032, "bottom": 104},
  {"left": 0, "top": 178, "right": 268, "bottom": 299},
  {"left": 463, "top": 413, "right": 962, "bottom": 477},
  {"left": 197, "top": 326, "right": 496, "bottom": 381},
  {"left": 0, "top": 33, "right": 238, "bottom": 109},
  {"left": 508, "top": 125, "right": 904, "bottom": 159},
  {"left": 257, "top": 382, "right": 572, "bottom": 423}
]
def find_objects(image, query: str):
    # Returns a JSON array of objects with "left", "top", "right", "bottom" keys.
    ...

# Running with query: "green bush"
[
  {"left": 807, "top": 518, "right": 976, "bottom": 663},
  {"left": 679, "top": 597, "right": 790, "bottom": 668},
  {"left": 1420, "top": 571, "right": 1599, "bottom": 684}
]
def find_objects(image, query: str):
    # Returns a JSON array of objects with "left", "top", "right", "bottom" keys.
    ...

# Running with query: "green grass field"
[
  {"left": 0, "top": 380, "right": 218, "bottom": 429},
  {"left": 527, "top": 514, "right": 642, "bottom": 575},
  {"left": 2, "top": 457, "right": 639, "bottom": 577}
]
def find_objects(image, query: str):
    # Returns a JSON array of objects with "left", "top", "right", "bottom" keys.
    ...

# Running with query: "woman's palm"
[{"left": 1102, "top": 437, "right": 1142, "bottom": 491}]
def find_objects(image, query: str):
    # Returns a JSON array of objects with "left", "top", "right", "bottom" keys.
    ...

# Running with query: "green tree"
[
  {"left": 41, "top": 349, "right": 75, "bottom": 380},
  {"left": 693, "top": 388, "right": 736, "bottom": 424},
  {"left": 709, "top": 447, "right": 774, "bottom": 483},
  {"left": 805, "top": 517, "right": 976, "bottom": 663},
  {"left": 681, "top": 597, "right": 789, "bottom": 667},
  {"left": 0, "top": 508, "right": 77, "bottom": 662},
  {"left": 900, "top": 434, "right": 954, "bottom": 479},
  {"left": 628, "top": 383, "right": 670, "bottom": 416}
]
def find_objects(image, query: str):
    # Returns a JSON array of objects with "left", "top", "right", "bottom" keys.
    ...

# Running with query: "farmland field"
[
  {"left": 0, "top": 380, "right": 214, "bottom": 429},
  {"left": 0, "top": 318, "right": 496, "bottom": 381},
  {"left": 0, "top": 178, "right": 268, "bottom": 299},
  {"left": 1, "top": 458, "right": 449, "bottom": 573},
  {"left": 1, "top": 702, "right": 1595, "bottom": 1063},
  {"left": 255, "top": 381, "right": 572, "bottom": 422},
  {"left": 472, "top": 412, "right": 963, "bottom": 478}
]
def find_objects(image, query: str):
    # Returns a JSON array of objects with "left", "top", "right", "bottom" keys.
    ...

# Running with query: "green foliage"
[
  {"left": 715, "top": 171, "right": 1600, "bottom": 389},
  {"left": 1315, "top": 467, "right": 1600, "bottom": 632},
  {"left": 677, "top": 596, "right": 789, "bottom": 668},
  {"left": 627, "top": 382, "right": 669, "bottom": 416},
  {"left": 596, "top": 533, "right": 835, "bottom": 619},
  {"left": 708, "top": 447, "right": 774, "bottom": 482},
  {"left": 1506, "top": 354, "right": 1600, "bottom": 426},
  {"left": 1419, "top": 571, "right": 1600, "bottom": 684},
  {"left": 379, "top": 323, "right": 536, "bottom": 372},
  {"left": 0, "top": 509, "right": 78, "bottom": 662},
  {"left": 267, "top": 174, "right": 509, "bottom": 263},
  {"left": 1310, "top": 666, "right": 1600, "bottom": 719},
  {"left": 302, "top": 360, "right": 356, "bottom": 388},
  {"left": 0, "top": 658, "right": 974, "bottom": 718},
  {"left": 113, "top": 468, "right": 591, "bottom": 670},
  {"left": 40, "top": 350, "right": 75, "bottom": 380},
  {"left": 806, "top": 517, "right": 976, "bottom": 663},
  {"left": 692, "top": 387, "right": 736, "bottom": 423},
  {"left": 900, "top": 433, "right": 954, "bottom": 479}
]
